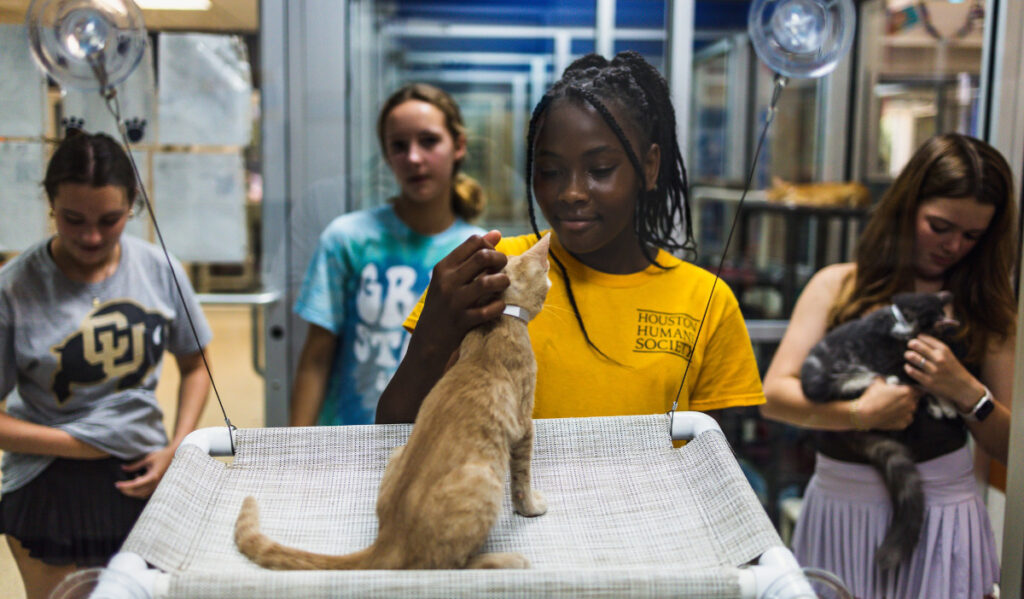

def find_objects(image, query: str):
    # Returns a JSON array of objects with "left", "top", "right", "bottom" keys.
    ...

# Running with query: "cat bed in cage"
[{"left": 102, "top": 413, "right": 812, "bottom": 598}]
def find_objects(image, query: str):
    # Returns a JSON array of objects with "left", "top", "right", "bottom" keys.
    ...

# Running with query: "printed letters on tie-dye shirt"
[
  {"left": 295, "top": 205, "right": 484, "bottom": 425},
  {"left": 350, "top": 262, "right": 418, "bottom": 401}
]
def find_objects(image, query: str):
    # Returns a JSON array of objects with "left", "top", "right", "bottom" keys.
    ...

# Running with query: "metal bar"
[
  {"left": 404, "top": 52, "right": 553, "bottom": 66},
  {"left": 382, "top": 22, "right": 665, "bottom": 41},
  {"left": 849, "top": 0, "right": 884, "bottom": 182},
  {"left": 554, "top": 30, "right": 572, "bottom": 77},
  {"left": 982, "top": 0, "right": 1024, "bottom": 196},
  {"left": 783, "top": 214, "right": 803, "bottom": 313},
  {"left": 197, "top": 289, "right": 280, "bottom": 375},
  {"left": 530, "top": 56, "right": 549, "bottom": 109},
  {"left": 979, "top": 2, "right": 1024, "bottom": 592},
  {"left": 511, "top": 75, "right": 528, "bottom": 199},
  {"left": 691, "top": 186, "right": 770, "bottom": 203},
  {"left": 1006, "top": 239, "right": 1024, "bottom": 599},
  {"left": 745, "top": 320, "right": 789, "bottom": 343},
  {"left": 410, "top": 70, "right": 531, "bottom": 84},
  {"left": 816, "top": 38, "right": 854, "bottom": 181},
  {"left": 692, "top": 36, "right": 733, "bottom": 61},
  {"left": 595, "top": 0, "right": 616, "bottom": 58},
  {"left": 666, "top": 0, "right": 694, "bottom": 161},
  {"left": 250, "top": 304, "right": 264, "bottom": 376},
  {"left": 814, "top": 217, "right": 828, "bottom": 271},
  {"left": 727, "top": 33, "right": 751, "bottom": 183},
  {"left": 196, "top": 291, "right": 281, "bottom": 305},
  {"left": 259, "top": 0, "right": 292, "bottom": 427}
]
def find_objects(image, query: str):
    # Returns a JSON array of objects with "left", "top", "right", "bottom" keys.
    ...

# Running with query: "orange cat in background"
[
  {"left": 235, "top": 234, "right": 552, "bottom": 570},
  {"left": 767, "top": 176, "right": 871, "bottom": 208}
]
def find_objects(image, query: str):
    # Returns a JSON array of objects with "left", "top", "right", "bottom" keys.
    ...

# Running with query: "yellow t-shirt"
[{"left": 403, "top": 233, "right": 765, "bottom": 418}]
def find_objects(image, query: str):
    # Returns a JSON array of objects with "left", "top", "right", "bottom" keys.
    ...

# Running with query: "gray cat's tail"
[
  {"left": 861, "top": 437, "right": 924, "bottom": 571},
  {"left": 235, "top": 496, "right": 378, "bottom": 570}
]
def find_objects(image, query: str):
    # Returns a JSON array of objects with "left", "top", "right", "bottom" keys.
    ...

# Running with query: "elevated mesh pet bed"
[{"left": 96, "top": 413, "right": 822, "bottom": 598}]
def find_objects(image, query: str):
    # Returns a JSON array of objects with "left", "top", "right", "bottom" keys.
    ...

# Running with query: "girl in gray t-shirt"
[{"left": 0, "top": 130, "right": 212, "bottom": 598}]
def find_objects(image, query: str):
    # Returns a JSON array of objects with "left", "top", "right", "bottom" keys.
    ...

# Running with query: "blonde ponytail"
[{"left": 452, "top": 173, "right": 486, "bottom": 221}]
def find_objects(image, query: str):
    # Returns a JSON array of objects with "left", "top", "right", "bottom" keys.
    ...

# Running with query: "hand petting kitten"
[
  {"left": 417, "top": 230, "right": 509, "bottom": 358},
  {"left": 904, "top": 334, "right": 987, "bottom": 414}
]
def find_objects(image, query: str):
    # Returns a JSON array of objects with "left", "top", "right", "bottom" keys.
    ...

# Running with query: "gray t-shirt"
[{"left": 0, "top": 235, "right": 212, "bottom": 492}]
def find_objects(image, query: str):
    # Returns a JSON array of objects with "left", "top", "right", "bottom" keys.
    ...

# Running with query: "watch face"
[{"left": 974, "top": 398, "right": 995, "bottom": 422}]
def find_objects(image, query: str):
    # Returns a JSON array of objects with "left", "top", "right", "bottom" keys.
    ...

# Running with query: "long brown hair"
[
  {"left": 830, "top": 134, "right": 1017, "bottom": 363},
  {"left": 376, "top": 83, "right": 485, "bottom": 221}
]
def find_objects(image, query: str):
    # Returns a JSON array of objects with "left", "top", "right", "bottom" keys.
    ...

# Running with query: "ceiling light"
[{"left": 134, "top": 0, "right": 212, "bottom": 10}]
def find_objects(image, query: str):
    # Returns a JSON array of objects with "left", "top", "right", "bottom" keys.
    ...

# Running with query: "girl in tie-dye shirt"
[{"left": 290, "top": 84, "right": 485, "bottom": 426}]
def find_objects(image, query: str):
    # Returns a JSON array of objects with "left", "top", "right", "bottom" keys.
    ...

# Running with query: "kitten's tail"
[
  {"left": 862, "top": 437, "right": 924, "bottom": 571},
  {"left": 235, "top": 496, "right": 378, "bottom": 570}
]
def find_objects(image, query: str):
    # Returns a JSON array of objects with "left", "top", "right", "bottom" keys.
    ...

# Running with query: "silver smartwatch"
[{"left": 963, "top": 387, "right": 995, "bottom": 423}]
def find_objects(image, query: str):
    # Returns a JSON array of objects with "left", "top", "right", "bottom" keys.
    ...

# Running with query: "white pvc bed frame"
[{"left": 86, "top": 412, "right": 820, "bottom": 599}]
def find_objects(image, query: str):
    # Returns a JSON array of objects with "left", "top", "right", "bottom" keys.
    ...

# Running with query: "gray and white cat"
[{"left": 800, "top": 291, "right": 959, "bottom": 570}]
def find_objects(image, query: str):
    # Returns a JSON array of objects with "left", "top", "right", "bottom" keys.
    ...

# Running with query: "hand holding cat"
[
  {"left": 855, "top": 378, "right": 921, "bottom": 430},
  {"left": 904, "top": 334, "right": 985, "bottom": 413},
  {"left": 419, "top": 231, "right": 510, "bottom": 357}
]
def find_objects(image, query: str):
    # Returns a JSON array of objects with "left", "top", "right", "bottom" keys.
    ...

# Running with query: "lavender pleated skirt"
[{"left": 792, "top": 445, "right": 998, "bottom": 599}]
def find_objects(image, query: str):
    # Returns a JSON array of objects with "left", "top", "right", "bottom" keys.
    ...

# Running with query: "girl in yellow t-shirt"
[{"left": 376, "top": 51, "right": 764, "bottom": 424}]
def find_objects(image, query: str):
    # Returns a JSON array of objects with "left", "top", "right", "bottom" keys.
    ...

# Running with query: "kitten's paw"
[
  {"left": 925, "top": 396, "right": 959, "bottom": 419},
  {"left": 387, "top": 445, "right": 406, "bottom": 463},
  {"left": 514, "top": 489, "right": 547, "bottom": 517},
  {"left": 466, "top": 552, "right": 530, "bottom": 569},
  {"left": 937, "top": 398, "right": 958, "bottom": 419}
]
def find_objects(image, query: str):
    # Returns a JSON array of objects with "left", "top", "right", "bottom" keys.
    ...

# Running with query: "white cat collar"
[
  {"left": 890, "top": 304, "right": 913, "bottom": 337},
  {"left": 502, "top": 305, "right": 530, "bottom": 322}
]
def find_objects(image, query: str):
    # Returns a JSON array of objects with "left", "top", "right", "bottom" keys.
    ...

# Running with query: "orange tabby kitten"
[
  {"left": 235, "top": 234, "right": 552, "bottom": 570},
  {"left": 768, "top": 176, "right": 871, "bottom": 208}
]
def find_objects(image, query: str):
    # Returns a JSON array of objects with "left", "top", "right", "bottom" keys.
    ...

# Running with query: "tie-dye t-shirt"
[{"left": 294, "top": 204, "right": 484, "bottom": 425}]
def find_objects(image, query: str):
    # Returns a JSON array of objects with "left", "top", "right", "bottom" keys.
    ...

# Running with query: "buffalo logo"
[{"left": 51, "top": 301, "right": 168, "bottom": 404}]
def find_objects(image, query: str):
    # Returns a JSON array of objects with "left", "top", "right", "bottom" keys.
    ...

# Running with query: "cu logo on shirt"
[{"left": 50, "top": 301, "right": 168, "bottom": 404}]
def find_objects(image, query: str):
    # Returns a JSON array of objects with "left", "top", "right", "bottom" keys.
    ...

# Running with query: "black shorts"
[{"left": 0, "top": 457, "right": 148, "bottom": 566}]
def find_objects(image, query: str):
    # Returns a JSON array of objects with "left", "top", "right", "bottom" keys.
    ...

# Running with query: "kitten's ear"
[{"left": 523, "top": 233, "right": 552, "bottom": 267}]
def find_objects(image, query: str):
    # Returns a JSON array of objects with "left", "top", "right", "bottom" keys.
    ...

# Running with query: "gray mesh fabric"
[{"left": 122, "top": 414, "right": 782, "bottom": 598}]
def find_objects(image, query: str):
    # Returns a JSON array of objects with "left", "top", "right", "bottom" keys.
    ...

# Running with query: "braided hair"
[{"left": 525, "top": 51, "right": 696, "bottom": 358}]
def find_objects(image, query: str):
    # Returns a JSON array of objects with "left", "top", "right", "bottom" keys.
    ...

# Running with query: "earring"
[{"left": 128, "top": 209, "right": 135, "bottom": 217}]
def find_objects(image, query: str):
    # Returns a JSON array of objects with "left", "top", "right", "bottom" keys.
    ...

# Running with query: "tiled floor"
[{"left": 0, "top": 306, "right": 265, "bottom": 598}]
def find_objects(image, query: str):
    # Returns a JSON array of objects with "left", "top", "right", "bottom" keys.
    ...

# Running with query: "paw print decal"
[
  {"left": 61, "top": 116, "right": 85, "bottom": 137},
  {"left": 124, "top": 118, "right": 147, "bottom": 143},
  {"left": 116, "top": 34, "right": 131, "bottom": 56}
]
